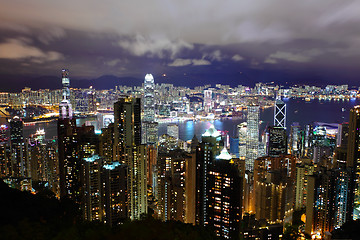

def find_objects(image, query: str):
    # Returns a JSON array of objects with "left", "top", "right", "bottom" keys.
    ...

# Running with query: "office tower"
[
  {"left": 167, "top": 123, "right": 179, "bottom": 140},
  {"left": 142, "top": 74, "right": 158, "bottom": 145},
  {"left": 267, "top": 126, "right": 287, "bottom": 157},
  {"left": 102, "top": 162, "right": 128, "bottom": 225},
  {"left": 156, "top": 149, "right": 188, "bottom": 221},
  {"left": 347, "top": 106, "right": 360, "bottom": 220},
  {"left": 114, "top": 97, "right": 147, "bottom": 220},
  {"left": 195, "top": 124, "right": 222, "bottom": 226},
  {"left": 143, "top": 74, "right": 155, "bottom": 122},
  {"left": 274, "top": 97, "right": 286, "bottom": 128},
  {"left": 59, "top": 69, "right": 73, "bottom": 119},
  {"left": 238, "top": 122, "right": 247, "bottom": 160},
  {"left": 82, "top": 155, "right": 103, "bottom": 221},
  {"left": 142, "top": 121, "right": 158, "bottom": 144},
  {"left": 289, "top": 122, "right": 301, "bottom": 156},
  {"left": 203, "top": 89, "right": 212, "bottom": 113},
  {"left": 9, "top": 116, "right": 26, "bottom": 178},
  {"left": 246, "top": 105, "right": 260, "bottom": 171},
  {"left": 207, "top": 148, "right": 242, "bottom": 239}
]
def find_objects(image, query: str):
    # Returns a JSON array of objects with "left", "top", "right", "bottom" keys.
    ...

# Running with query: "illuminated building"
[
  {"left": 289, "top": 122, "right": 300, "bottom": 156},
  {"left": 9, "top": 116, "right": 26, "bottom": 178},
  {"left": 238, "top": 122, "right": 247, "bottom": 159},
  {"left": 167, "top": 123, "right": 179, "bottom": 140},
  {"left": 253, "top": 155, "right": 296, "bottom": 223},
  {"left": 305, "top": 168, "right": 351, "bottom": 237},
  {"left": 294, "top": 159, "right": 314, "bottom": 210},
  {"left": 203, "top": 89, "right": 212, "bottom": 113},
  {"left": 267, "top": 126, "right": 287, "bottom": 157},
  {"left": 195, "top": 124, "right": 222, "bottom": 226},
  {"left": 185, "top": 135, "right": 198, "bottom": 224},
  {"left": 59, "top": 69, "right": 73, "bottom": 119},
  {"left": 142, "top": 74, "right": 158, "bottom": 145},
  {"left": 58, "top": 118, "right": 98, "bottom": 203},
  {"left": 347, "top": 106, "right": 360, "bottom": 220},
  {"left": 0, "top": 120, "right": 10, "bottom": 177},
  {"left": 143, "top": 74, "right": 155, "bottom": 122},
  {"left": 82, "top": 154, "right": 103, "bottom": 221},
  {"left": 246, "top": 105, "right": 260, "bottom": 171},
  {"left": 156, "top": 149, "right": 188, "bottom": 221},
  {"left": 274, "top": 97, "right": 286, "bottom": 128},
  {"left": 102, "top": 162, "right": 128, "bottom": 225},
  {"left": 207, "top": 147, "right": 242, "bottom": 239},
  {"left": 114, "top": 97, "right": 147, "bottom": 220}
]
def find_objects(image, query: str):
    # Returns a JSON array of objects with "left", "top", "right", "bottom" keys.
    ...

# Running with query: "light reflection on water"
[{"left": 23, "top": 98, "right": 360, "bottom": 141}]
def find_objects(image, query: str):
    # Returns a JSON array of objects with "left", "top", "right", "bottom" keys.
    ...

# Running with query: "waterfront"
[{"left": 24, "top": 98, "right": 360, "bottom": 141}]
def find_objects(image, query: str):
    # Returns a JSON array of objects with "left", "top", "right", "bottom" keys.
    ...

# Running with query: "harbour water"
[{"left": 23, "top": 98, "right": 360, "bottom": 141}]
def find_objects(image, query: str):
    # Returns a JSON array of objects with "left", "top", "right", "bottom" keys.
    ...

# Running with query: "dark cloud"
[{"left": 0, "top": 1, "right": 359, "bottom": 86}]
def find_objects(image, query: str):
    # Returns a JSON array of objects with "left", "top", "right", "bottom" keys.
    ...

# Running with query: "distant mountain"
[{"left": 0, "top": 74, "right": 144, "bottom": 92}]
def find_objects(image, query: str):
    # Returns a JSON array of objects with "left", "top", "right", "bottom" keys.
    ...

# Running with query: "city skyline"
[{"left": 1, "top": 1, "right": 360, "bottom": 90}]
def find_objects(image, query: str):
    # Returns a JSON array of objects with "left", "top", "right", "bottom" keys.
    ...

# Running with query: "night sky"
[{"left": 1, "top": 1, "right": 360, "bottom": 89}]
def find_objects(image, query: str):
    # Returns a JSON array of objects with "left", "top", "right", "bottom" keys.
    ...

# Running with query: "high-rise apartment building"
[
  {"left": 9, "top": 116, "right": 26, "bottom": 177},
  {"left": 114, "top": 97, "right": 147, "bottom": 220},
  {"left": 195, "top": 124, "right": 222, "bottom": 226}
]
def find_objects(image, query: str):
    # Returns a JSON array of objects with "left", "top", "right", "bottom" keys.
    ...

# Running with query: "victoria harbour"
[{"left": 23, "top": 98, "right": 359, "bottom": 141}]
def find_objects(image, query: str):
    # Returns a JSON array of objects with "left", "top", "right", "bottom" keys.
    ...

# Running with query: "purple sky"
[{"left": 0, "top": 1, "right": 360, "bottom": 88}]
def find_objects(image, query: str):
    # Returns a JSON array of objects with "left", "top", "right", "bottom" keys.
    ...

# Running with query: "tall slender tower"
[
  {"left": 143, "top": 74, "right": 155, "bottom": 122},
  {"left": 114, "top": 97, "right": 147, "bottom": 220},
  {"left": 274, "top": 97, "right": 286, "bottom": 129},
  {"left": 142, "top": 74, "right": 158, "bottom": 144},
  {"left": 59, "top": 69, "right": 73, "bottom": 119},
  {"left": 246, "top": 105, "right": 260, "bottom": 171}
]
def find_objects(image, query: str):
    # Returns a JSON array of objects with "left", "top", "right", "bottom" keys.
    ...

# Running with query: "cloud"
[
  {"left": 118, "top": 34, "right": 193, "bottom": 59},
  {"left": 203, "top": 50, "right": 223, "bottom": 61},
  {"left": 192, "top": 59, "right": 211, "bottom": 66},
  {"left": 105, "top": 59, "right": 121, "bottom": 67},
  {"left": 0, "top": 38, "right": 64, "bottom": 62},
  {"left": 168, "top": 58, "right": 211, "bottom": 67},
  {"left": 264, "top": 49, "right": 322, "bottom": 63},
  {"left": 38, "top": 27, "right": 66, "bottom": 44},
  {"left": 231, "top": 54, "right": 244, "bottom": 61}
]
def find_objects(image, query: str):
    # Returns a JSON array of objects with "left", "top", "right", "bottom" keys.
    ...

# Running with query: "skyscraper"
[
  {"left": 142, "top": 74, "right": 158, "bottom": 144},
  {"left": 114, "top": 97, "right": 147, "bottom": 220},
  {"left": 9, "top": 116, "right": 26, "bottom": 177},
  {"left": 207, "top": 148, "right": 242, "bottom": 239},
  {"left": 246, "top": 105, "right": 260, "bottom": 171},
  {"left": 195, "top": 124, "right": 222, "bottom": 226},
  {"left": 59, "top": 69, "right": 73, "bottom": 119},
  {"left": 274, "top": 97, "right": 286, "bottom": 128},
  {"left": 267, "top": 126, "right": 287, "bottom": 157},
  {"left": 143, "top": 74, "right": 155, "bottom": 122},
  {"left": 347, "top": 106, "right": 360, "bottom": 220},
  {"left": 167, "top": 123, "right": 179, "bottom": 140}
]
